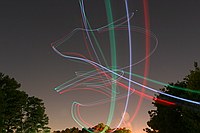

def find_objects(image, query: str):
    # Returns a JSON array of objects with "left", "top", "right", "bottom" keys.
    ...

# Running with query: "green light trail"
[{"left": 105, "top": 0, "right": 117, "bottom": 128}]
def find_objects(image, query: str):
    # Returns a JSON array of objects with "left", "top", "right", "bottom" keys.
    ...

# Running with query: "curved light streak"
[
  {"left": 52, "top": 46, "right": 200, "bottom": 105},
  {"left": 51, "top": 0, "right": 200, "bottom": 132}
]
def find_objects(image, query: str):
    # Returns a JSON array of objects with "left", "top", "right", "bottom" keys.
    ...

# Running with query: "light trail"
[{"left": 51, "top": 0, "right": 200, "bottom": 132}]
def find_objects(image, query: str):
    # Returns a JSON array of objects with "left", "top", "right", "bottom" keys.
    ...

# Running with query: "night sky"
[{"left": 1, "top": 0, "right": 200, "bottom": 133}]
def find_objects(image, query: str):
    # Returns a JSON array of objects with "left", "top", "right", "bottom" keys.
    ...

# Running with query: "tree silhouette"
[
  {"left": 53, "top": 123, "right": 131, "bottom": 133},
  {"left": 144, "top": 62, "right": 200, "bottom": 133},
  {"left": 0, "top": 73, "right": 50, "bottom": 133}
]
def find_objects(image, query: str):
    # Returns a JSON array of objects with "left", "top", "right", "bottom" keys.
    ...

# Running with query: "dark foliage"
[
  {"left": 53, "top": 123, "right": 131, "bottom": 133},
  {"left": 0, "top": 73, "right": 50, "bottom": 133},
  {"left": 144, "top": 62, "right": 200, "bottom": 133}
]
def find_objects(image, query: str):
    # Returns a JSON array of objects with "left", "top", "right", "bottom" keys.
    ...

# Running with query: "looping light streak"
[{"left": 51, "top": 0, "right": 200, "bottom": 132}]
